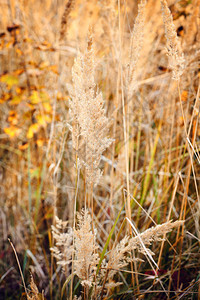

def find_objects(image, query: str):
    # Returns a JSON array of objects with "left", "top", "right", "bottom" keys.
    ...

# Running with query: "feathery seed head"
[
  {"left": 127, "top": 0, "right": 147, "bottom": 97},
  {"left": 160, "top": 0, "right": 185, "bottom": 80},
  {"left": 69, "top": 31, "right": 113, "bottom": 185},
  {"left": 74, "top": 209, "right": 99, "bottom": 287},
  {"left": 50, "top": 216, "right": 73, "bottom": 272}
]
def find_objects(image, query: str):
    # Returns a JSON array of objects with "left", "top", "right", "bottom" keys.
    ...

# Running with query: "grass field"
[{"left": 0, "top": 0, "right": 200, "bottom": 299}]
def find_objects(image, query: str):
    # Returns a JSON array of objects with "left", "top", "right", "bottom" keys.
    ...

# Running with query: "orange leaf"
[
  {"left": 8, "top": 111, "right": 18, "bottom": 125},
  {"left": 15, "top": 48, "right": 23, "bottom": 56},
  {"left": 18, "top": 143, "right": 28, "bottom": 150},
  {"left": 13, "top": 69, "right": 24, "bottom": 76},
  {"left": 36, "top": 139, "right": 45, "bottom": 147},
  {"left": 181, "top": 91, "right": 188, "bottom": 102},
  {"left": 48, "top": 65, "right": 58, "bottom": 74},
  {"left": 57, "top": 92, "right": 63, "bottom": 100}
]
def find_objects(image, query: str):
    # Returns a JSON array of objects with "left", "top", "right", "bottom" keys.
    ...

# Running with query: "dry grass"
[{"left": 0, "top": 0, "right": 200, "bottom": 299}]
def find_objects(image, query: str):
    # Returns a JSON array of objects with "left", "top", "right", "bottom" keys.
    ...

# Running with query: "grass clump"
[{"left": 0, "top": 0, "right": 199, "bottom": 299}]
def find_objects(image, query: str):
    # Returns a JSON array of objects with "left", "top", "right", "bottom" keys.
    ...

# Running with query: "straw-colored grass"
[{"left": 0, "top": 0, "right": 199, "bottom": 299}]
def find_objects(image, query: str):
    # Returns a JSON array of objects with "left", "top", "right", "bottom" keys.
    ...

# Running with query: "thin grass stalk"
[
  {"left": 177, "top": 106, "right": 198, "bottom": 290},
  {"left": 49, "top": 34, "right": 61, "bottom": 300},
  {"left": 168, "top": 162, "right": 191, "bottom": 293},
  {"left": 117, "top": 0, "right": 131, "bottom": 233},
  {"left": 70, "top": 153, "right": 79, "bottom": 300},
  {"left": 152, "top": 173, "right": 160, "bottom": 223},
  {"left": 8, "top": 239, "right": 28, "bottom": 298},
  {"left": 117, "top": 0, "right": 135, "bottom": 293},
  {"left": 150, "top": 177, "right": 174, "bottom": 222},
  {"left": 173, "top": 80, "right": 199, "bottom": 289},
  {"left": 136, "top": 120, "right": 162, "bottom": 224},
  {"left": 155, "top": 174, "right": 179, "bottom": 288},
  {"left": 28, "top": 144, "right": 32, "bottom": 227},
  {"left": 135, "top": 101, "right": 142, "bottom": 176},
  {"left": 109, "top": 65, "right": 120, "bottom": 250},
  {"left": 164, "top": 83, "right": 176, "bottom": 212}
]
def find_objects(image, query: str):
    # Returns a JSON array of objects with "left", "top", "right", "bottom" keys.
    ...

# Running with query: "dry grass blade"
[{"left": 8, "top": 239, "right": 28, "bottom": 298}]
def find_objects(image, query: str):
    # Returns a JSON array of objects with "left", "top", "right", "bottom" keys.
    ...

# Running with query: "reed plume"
[
  {"left": 50, "top": 216, "right": 73, "bottom": 272},
  {"left": 60, "top": 0, "right": 75, "bottom": 41},
  {"left": 27, "top": 275, "right": 43, "bottom": 300},
  {"left": 127, "top": 0, "right": 147, "bottom": 98},
  {"left": 73, "top": 209, "right": 99, "bottom": 287},
  {"left": 128, "top": 220, "right": 183, "bottom": 255},
  {"left": 69, "top": 31, "right": 113, "bottom": 185},
  {"left": 160, "top": 0, "right": 185, "bottom": 80},
  {"left": 98, "top": 219, "right": 183, "bottom": 295},
  {"left": 50, "top": 207, "right": 183, "bottom": 298}
]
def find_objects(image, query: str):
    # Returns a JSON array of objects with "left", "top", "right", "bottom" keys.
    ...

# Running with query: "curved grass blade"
[{"left": 61, "top": 274, "right": 72, "bottom": 299}]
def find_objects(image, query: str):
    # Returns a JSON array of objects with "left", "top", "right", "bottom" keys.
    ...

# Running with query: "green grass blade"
[
  {"left": 96, "top": 204, "right": 124, "bottom": 275},
  {"left": 61, "top": 274, "right": 72, "bottom": 299},
  {"left": 136, "top": 121, "right": 162, "bottom": 223}
]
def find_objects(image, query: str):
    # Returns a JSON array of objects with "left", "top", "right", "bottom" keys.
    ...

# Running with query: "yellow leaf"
[
  {"left": 39, "top": 61, "right": 49, "bottom": 69},
  {"left": 27, "top": 123, "right": 40, "bottom": 139},
  {"left": 30, "top": 91, "right": 40, "bottom": 104},
  {"left": 16, "top": 48, "right": 23, "bottom": 56},
  {"left": 4, "top": 126, "right": 20, "bottom": 138},
  {"left": 36, "top": 115, "right": 46, "bottom": 126},
  {"left": 43, "top": 102, "right": 52, "bottom": 113},
  {"left": 36, "top": 138, "right": 45, "bottom": 147},
  {"left": 42, "top": 41, "right": 52, "bottom": 47},
  {"left": 40, "top": 91, "right": 49, "bottom": 102},
  {"left": 48, "top": 65, "right": 58, "bottom": 74},
  {"left": 44, "top": 114, "right": 51, "bottom": 123},
  {"left": 5, "top": 93, "right": 11, "bottom": 101},
  {"left": 1, "top": 74, "right": 19, "bottom": 87},
  {"left": 57, "top": 92, "right": 62, "bottom": 100},
  {"left": 5, "top": 41, "right": 13, "bottom": 48},
  {"left": 10, "top": 95, "right": 22, "bottom": 105},
  {"left": 36, "top": 114, "right": 51, "bottom": 126}
]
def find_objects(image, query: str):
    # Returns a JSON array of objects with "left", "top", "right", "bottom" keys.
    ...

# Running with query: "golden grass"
[{"left": 0, "top": 0, "right": 200, "bottom": 299}]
